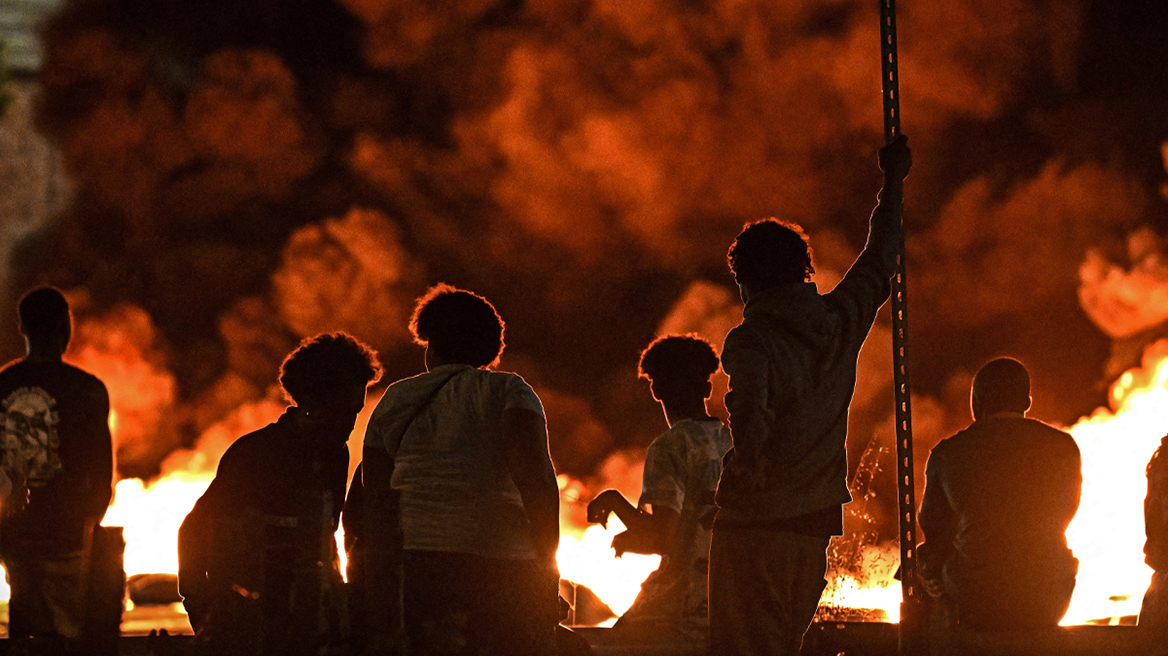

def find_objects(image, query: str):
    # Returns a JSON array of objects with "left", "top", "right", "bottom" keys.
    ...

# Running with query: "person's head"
[
  {"left": 279, "top": 332, "right": 382, "bottom": 441},
  {"left": 410, "top": 284, "right": 505, "bottom": 369},
  {"left": 638, "top": 334, "right": 720, "bottom": 407},
  {"left": 727, "top": 219, "right": 814, "bottom": 298},
  {"left": 970, "top": 357, "right": 1031, "bottom": 420},
  {"left": 18, "top": 287, "right": 71, "bottom": 355}
]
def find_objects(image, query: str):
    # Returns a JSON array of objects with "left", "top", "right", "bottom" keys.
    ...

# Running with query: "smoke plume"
[{"left": 2, "top": 0, "right": 1165, "bottom": 550}]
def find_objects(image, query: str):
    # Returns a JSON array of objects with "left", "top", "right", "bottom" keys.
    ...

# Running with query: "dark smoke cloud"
[{"left": 6, "top": 0, "right": 1167, "bottom": 526}]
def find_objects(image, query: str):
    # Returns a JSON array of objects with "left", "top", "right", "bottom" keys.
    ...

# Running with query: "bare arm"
[
  {"left": 501, "top": 407, "right": 560, "bottom": 570},
  {"left": 586, "top": 490, "right": 679, "bottom": 556}
]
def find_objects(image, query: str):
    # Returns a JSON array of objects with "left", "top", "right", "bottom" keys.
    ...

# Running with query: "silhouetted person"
[
  {"left": 586, "top": 334, "right": 731, "bottom": 639},
  {"left": 1139, "top": 435, "right": 1168, "bottom": 633},
  {"left": 356, "top": 284, "right": 559, "bottom": 656},
  {"left": 0, "top": 287, "right": 113, "bottom": 640},
  {"left": 918, "top": 357, "right": 1081, "bottom": 632},
  {"left": 708, "top": 136, "right": 911, "bottom": 656},
  {"left": 178, "top": 332, "right": 381, "bottom": 655}
]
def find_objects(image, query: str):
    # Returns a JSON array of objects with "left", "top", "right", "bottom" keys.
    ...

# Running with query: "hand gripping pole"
[{"left": 879, "top": 1, "right": 925, "bottom": 653}]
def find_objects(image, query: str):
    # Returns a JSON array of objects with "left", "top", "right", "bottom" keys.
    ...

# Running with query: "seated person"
[
  {"left": 1139, "top": 435, "right": 1168, "bottom": 633},
  {"left": 918, "top": 357, "right": 1081, "bottom": 632},
  {"left": 178, "top": 333, "right": 381, "bottom": 655},
  {"left": 587, "top": 335, "right": 732, "bottom": 638}
]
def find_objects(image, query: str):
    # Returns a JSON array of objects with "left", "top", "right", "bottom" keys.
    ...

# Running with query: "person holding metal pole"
[{"left": 708, "top": 136, "right": 910, "bottom": 656}]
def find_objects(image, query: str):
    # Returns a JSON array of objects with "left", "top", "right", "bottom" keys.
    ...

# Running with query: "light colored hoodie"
[{"left": 714, "top": 201, "right": 900, "bottom": 524}]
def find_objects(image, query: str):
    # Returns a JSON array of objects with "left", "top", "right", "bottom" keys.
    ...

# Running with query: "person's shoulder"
[
  {"left": 649, "top": 423, "right": 692, "bottom": 451},
  {"left": 1020, "top": 418, "right": 1080, "bottom": 452},
  {"left": 490, "top": 369, "right": 541, "bottom": 398},
  {"left": 722, "top": 322, "right": 769, "bottom": 360},
  {"left": 0, "top": 357, "right": 23, "bottom": 376},
  {"left": 0, "top": 358, "right": 25, "bottom": 392},
  {"left": 59, "top": 362, "right": 111, "bottom": 398},
  {"left": 930, "top": 425, "right": 977, "bottom": 458},
  {"left": 219, "top": 419, "right": 284, "bottom": 467}
]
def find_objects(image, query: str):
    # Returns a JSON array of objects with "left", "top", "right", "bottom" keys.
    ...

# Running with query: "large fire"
[{"left": 0, "top": 337, "right": 1162, "bottom": 629}]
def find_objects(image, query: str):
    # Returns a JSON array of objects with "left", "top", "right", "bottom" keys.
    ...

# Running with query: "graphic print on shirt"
[{"left": 1, "top": 386, "right": 62, "bottom": 488}]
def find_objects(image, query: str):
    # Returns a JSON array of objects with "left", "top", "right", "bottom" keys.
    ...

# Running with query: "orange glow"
[
  {"left": 101, "top": 473, "right": 212, "bottom": 577},
  {"left": 816, "top": 339, "right": 1168, "bottom": 625},
  {"left": 12, "top": 339, "right": 1168, "bottom": 627}
]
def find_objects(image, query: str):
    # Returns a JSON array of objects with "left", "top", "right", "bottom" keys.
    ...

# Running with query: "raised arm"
[{"left": 869, "top": 135, "right": 912, "bottom": 272}]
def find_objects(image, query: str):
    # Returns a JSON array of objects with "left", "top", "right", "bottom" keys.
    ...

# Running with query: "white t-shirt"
[
  {"left": 620, "top": 418, "right": 731, "bottom": 630},
  {"left": 365, "top": 364, "right": 547, "bottom": 560}
]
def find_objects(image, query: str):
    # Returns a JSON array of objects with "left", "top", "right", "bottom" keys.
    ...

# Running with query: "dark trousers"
[
  {"left": 708, "top": 529, "right": 830, "bottom": 656},
  {"left": 948, "top": 560, "right": 1076, "bottom": 631},
  {"left": 403, "top": 550, "right": 555, "bottom": 656},
  {"left": 6, "top": 551, "right": 88, "bottom": 639}
]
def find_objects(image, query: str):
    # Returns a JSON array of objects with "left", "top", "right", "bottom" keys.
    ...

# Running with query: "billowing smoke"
[{"left": 3, "top": 0, "right": 1165, "bottom": 549}]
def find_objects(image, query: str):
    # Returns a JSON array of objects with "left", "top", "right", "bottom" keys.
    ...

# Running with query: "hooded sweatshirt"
[{"left": 714, "top": 201, "right": 900, "bottom": 525}]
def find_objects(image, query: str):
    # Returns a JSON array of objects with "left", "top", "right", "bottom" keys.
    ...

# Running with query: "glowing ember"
[{"left": 820, "top": 543, "right": 902, "bottom": 623}]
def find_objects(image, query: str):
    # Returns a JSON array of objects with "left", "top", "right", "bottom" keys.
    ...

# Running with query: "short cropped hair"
[
  {"left": 410, "top": 284, "right": 504, "bottom": 368},
  {"left": 19, "top": 287, "right": 71, "bottom": 339},
  {"left": 727, "top": 219, "right": 814, "bottom": 289},
  {"left": 279, "top": 332, "right": 382, "bottom": 406},
  {"left": 971, "top": 357, "right": 1031, "bottom": 416},
  {"left": 638, "top": 334, "right": 720, "bottom": 388}
]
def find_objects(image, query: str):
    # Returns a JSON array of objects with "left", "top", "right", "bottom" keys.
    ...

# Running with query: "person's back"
[
  {"left": 382, "top": 364, "right": 546, "bottom": 561},
  {"left": 925, "top": 418, "right": 1079, "bottom": 600},
  {"left": 0, "top": 360, "right": 112, "bottom": 556},
  {"left": 708, "top": 137, "right": 911, "bottom": 656},
  {"left": 714, "top": 266, "right": 892, "bottom": 521},
  {"left": 359, "top": 285, "right": 559, "bottom": 656},
  {"left": 0, "top": 287, "right": 113, "bottom": 640},
  {"left": 918, "top": 357, "right": 1081, "bottom": 632}
]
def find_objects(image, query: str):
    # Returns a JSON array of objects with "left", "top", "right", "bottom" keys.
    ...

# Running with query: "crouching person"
[
  {"left": 918, "top": 357, "right": 1080, "bottom": 634},
  {"left": 178, "top": 333, "right": 382, "bottom": 655},
  {"left": 586, "top": 335, "right": 731, "bottom": 640}
]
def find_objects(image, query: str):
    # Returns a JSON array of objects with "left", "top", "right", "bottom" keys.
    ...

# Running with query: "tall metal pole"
[{"left": 878, "top": 1, "right": 924, "bottom": 654}]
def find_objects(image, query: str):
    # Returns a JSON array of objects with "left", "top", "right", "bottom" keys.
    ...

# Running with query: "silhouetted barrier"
[{"left": 0, "top": 623, "right": 1157, "bottom": 655}]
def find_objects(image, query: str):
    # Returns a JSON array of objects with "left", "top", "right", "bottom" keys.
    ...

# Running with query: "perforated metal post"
[{"left": 879, "top": 1, "right": 924, "bottom": 653}]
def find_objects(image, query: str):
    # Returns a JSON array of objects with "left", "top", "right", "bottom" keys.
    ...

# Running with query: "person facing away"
[
  {"left": 708, "top": 136, "right": 911, "bottom": 656},
  {"left": 585, "top": 334, "right": 731, "bottom": 639},
  {"left": 356, "top": 284, "right": 560, "bottom": 656},
  {"left": 177, "top": 332, "right": 382, "bottom": 655},
  {"left": 917, "top": 357, "right": 1081, "bottom": 632},
  {"left": 1141, "top": 435, "right": 1168, "bottom": 633},
  {"left": 0, "top": 287, "right": 113, "bottom": 639}
]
